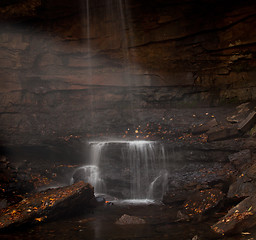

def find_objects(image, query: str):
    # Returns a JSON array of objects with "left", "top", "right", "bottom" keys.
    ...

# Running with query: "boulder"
[
  {"left": 228, "top": 149, "right": 252, "bottom": 170},
  {"left": 246, "top": 162, "right": 256, "bottom": 180},
  {"left": 192, "top": 235, "right": 200, "bottom": 240},
  {"left": 0, "top": 181, "right": 95, "bottom": 230},
  {"left": 72, "top": 168, "right": 87, "bottom": 183},
  {"left": 212, "top": 195, "right": 256, "bottom": 235},
  {"left": 176, "top": 210, "right": 190, "bottom": 222},
  {"left": 163, "top": 190, "right": 193, "bottom": 205},
  {"left": 115, "top": 214, "right": 146, "bottom": 225},
  {"left": 0, "top": 199, "right": 8, "bottom": 210},
  {"left": 226, "top": 102, "right": 250, "bottom": 124},
  {"left": 227, "top": 176, "right": 256, "bottom": 199},
  {"left": 238, "top": 111, "right": 256, "bottom": 133}
]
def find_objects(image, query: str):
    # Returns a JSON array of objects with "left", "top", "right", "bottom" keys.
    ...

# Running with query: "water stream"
[{"left": 72, "top": 140, "right": 169, "bottom": 201}]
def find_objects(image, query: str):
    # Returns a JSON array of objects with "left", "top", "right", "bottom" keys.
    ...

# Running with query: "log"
[{"left": 0, "top": 181, "right": 95, "bottom": 230}]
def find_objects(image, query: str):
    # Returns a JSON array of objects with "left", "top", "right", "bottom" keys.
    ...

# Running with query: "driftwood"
[{"left": 0, "top": 181, "right": 95, "bottom": 230}]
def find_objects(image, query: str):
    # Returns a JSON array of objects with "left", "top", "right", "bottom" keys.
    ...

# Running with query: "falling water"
[
  {"left": 124, "top": 141, "right": 168, "bottom": 199},
  {"left": 71, "top": 142, "right": 106, "bottom": 193},
  {"left": 72, "top": 140, "right": 169, "bottom": 200},
  {"left": 79, "top": 1, "right": 138, "bottom": 132},
  {"left": 75, "top": 2, "right": 163, "bottom": 200}
]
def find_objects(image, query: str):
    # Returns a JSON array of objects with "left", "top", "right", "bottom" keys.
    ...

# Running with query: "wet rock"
[
  {"left": 0, "top": 181, "right": 95, "bottom": 230},
  {"left": 236, "top": 102, "right": 250, "bottom": 114},
  {"left": 72, "top": 168, "right": 86, "bottom": 183},
  {"left": 115, "top": 214, "right": 146, "bottom": 225},
  {"left": 176, "top": 210, "right": 190, "bottom": 222},
  {"left": 163, "top": 190, "right": 193, "bottom": 205},
  {"left": 192, "top": 235, "right": 200, "bottom": 240},
  {"left": 227, "top": 176, "right": 256, "bottom": 199},
  {"left": 238, "top": 111, "right": 256, "bottom": 133},
  {"left": 191, "top": 118, "right": 218, "bottom": 135},
  {"left": 181, "top": 189, "right": 224, "bottom": 220},
  {"left": 0, "top": 199, "right": 8, "bottom": 210},
  {"left": 245, "top": 162, "right": 256, "bottom": 180},
  {"left": 95, "top": 196, "right": 105, "bottom": 205},
  {"left": 228, "top": 149, "right": 252, "bottom": 171},
  {"left": 226, "top": 116, "right": 239, "bottom": 124},
  {"left": 207, "top": 127, "right": 240, "bottom": 142},
  {"left": 226, "top": 103, "right": 250, "bottom": 124},
  {"left": 212, "top": 195, "right": 256, "bottom": 235},
  {"left": 163, "top": 162, "right": 234, "bottom": 206}
]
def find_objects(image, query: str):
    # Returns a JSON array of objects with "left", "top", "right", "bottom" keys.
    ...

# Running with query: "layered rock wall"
[{"left": 0, "top": 0, "right": 256, "bottom": 145}]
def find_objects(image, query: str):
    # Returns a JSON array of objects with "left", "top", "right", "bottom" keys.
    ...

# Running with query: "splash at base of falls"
[
  {"left": 71, "top": 165, "right": 106, "bottom": 193},
  {"left": 114, "top": 199, "right": 157, "bottom": 205},
  {"left": 72, "top": 140, "right": 169, "bottom": 201}
]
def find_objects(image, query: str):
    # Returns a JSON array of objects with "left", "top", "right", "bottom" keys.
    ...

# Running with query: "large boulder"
[
  {"left": 227, "top": 175, "right": 256, "bottom": 199},
  {"left": 246, "top": 162, "right": 256, "bottom": 179},
  {"left": 228, "top": 149, "right": 252, "bottom": 171},
  {"left": 0, "top": 181, "right": 95, "bottom": 230}
]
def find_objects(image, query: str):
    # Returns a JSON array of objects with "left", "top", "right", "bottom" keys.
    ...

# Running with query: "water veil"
[
  {"left": 72, "top": 140, "right": 169, "bottom": 203},
  {"left": 74, "top": 1, "right": 166, "bottom": 203}
]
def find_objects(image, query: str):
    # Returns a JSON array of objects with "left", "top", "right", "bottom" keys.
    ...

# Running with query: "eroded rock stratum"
[{"left": 0, "top": 0, "right": 256, "bottom": 145}]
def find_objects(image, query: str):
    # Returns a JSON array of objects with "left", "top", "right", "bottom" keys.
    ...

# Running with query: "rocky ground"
[{"left": 0, "top": 101, "right": 256, "bottom": 237}]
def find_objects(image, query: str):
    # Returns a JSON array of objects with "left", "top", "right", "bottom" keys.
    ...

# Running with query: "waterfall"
[
  {"left": 125, "top": 141, "right": 167, "bottom": 199},
  {"left": 72, "top": 140, "right": 169, "bottom": 200}
]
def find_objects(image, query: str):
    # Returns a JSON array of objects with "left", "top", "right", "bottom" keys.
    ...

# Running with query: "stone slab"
[
  {"left": 0, "top": 181, "right": 95, "bottom": 230},
  {"left": 212, "top": 195, "right": 256, "bottom": 235},
  {"left": 238, "top": 111, "right": 256, "bottom": 133}
]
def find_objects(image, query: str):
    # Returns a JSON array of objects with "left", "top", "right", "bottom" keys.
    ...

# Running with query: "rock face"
[
  {"left": 0, "top": 181, "right": 95, "bottom": 230},
  {"left": 0, "top": 0, "right": 256, "bottom": 145}
]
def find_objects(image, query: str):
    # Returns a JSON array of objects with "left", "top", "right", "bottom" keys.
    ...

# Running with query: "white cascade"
[{"left": 72, "top": 140, "right": 168, "bottom": 200}]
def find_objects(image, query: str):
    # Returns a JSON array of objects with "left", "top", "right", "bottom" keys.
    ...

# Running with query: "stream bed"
[{"left": 0, "top": 201, "right": 227, "bottom": 240}]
